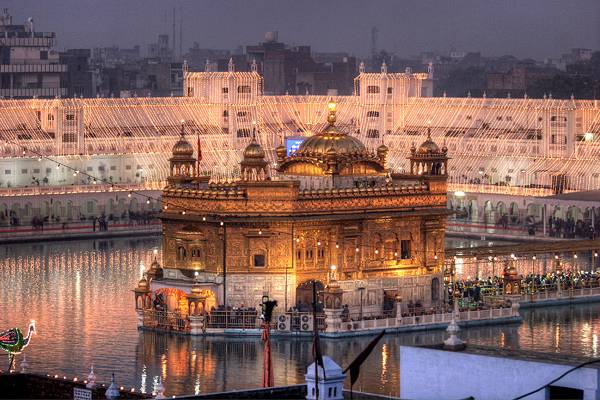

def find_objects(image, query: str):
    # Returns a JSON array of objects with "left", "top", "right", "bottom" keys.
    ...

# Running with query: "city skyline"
[{"left": 5, "top": 0, "right": 600, "bottom": 60}]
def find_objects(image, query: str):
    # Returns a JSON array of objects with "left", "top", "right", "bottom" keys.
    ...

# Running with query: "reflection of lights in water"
[
  {"left": 152, "top": 376, "right": 159, "bottom": 395},
  {"left": 381, "top": 343, "right": 388, "bottom": 383},
  {"left": 75, "top": 271, "right": 81, "bottom": 302},
  {"left": 161, "top": 353, "right": 167, "bottom": 380},
  {"left": 555, "top": 324, "right": 561, "bottom": 351},
  {"left": 140, "top": 365, "right": 147, "bottom": 393},
  {"left": 593, "top": 334, "right": 598, "bottom": 357},
  {"left": 195, "top": 374, "right": 201, "bottom": 395},
  {"left": 499, "top": 332, "right": 505, "bottom": 348}
]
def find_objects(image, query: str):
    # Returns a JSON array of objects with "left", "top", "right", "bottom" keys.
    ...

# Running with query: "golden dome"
[
  {"left": 295, "top": 104, "right": 365, "bottom": 156},
  {"left": 417, "top": 138, "right": 440, "bottom": 154},
  {"left": 415, "top": 128, "right": 444, "bottom": 155},
  {"left": 243, "top": 136, "right": 265, "bottom": 159},
  {"left": 277, "top": 101, "right": 386, "bottom": 177},
  {"left": 137, "top": 276, "right": 149, "bottom": 290}
]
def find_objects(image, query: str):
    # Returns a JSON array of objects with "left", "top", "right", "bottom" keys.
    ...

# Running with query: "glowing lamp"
[
  {"left": 454, "top": 191, "right": 465, "bottom": 197},
  {"left": 327, "top": 101, "right": 336, "bottom": 112},
  {"left": 330, "top": 265, "right": 336, "bottom": 271},
  {"left": 584, "top": 132, "right": 594, "bottom": 141}
]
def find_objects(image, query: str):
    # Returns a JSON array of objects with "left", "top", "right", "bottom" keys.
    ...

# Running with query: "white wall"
[{"left": 400, "top": 345, "right": 600, "bottom": 400}]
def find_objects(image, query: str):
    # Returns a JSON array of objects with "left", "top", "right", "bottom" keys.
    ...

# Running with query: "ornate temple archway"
[{"left": 295, "top": 280, "right": 324, "bottom": 311}]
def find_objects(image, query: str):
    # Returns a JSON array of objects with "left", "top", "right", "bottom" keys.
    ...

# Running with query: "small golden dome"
[
  {"left": 172, "top": 137, "right": 194, "bottom": 157},
  {"left": 191, "top": 282, "right": 202, "bottom": 295},
  {"left": 417, "top": 128, "right": 441, "bottom": 155},
  {"left": 137, "top": 276, "right": 149, "bottom": 290},
  {"left": 243, "top": 137, "right": 265, "bottom": 159},
  {"left": 377, "top": 144, "right": 388, "bottom": 153}
]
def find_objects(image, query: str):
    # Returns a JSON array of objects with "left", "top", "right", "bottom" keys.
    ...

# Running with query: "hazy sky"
[{"left": 6, "top": 0, "right": 600, "bottom": 59}]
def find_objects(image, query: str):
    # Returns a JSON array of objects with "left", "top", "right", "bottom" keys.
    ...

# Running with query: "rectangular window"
[
  {"left": 33, "top": 168, "right": 40, "bottom": 174},
  {"left": 86, "top": 167, "right": 93, "bottom": 171},
  {"left": 125, "top": 165, "right": 132, "bottom": 170},
  {"left": 400, "top": 240, "right": 411, "bottom": 259},
  {"left": 387, "top": 87, "right": 393, "bottom": 94},
  {"left": 237, "top": 85, "right": 251, "bottom": 93},
  {"left": 367, "top": 111, "right": 380, "bottom": 118},
  {"left": 110, "top": 166, "right": 117, "bottom": 171},
  {"left": 62, "top": 133, "right": 77, "bottom": 142},
  {"left": 367, "top": 129, "right": 380, "bottom": 138},
  {"left": 296, "top": 250, "right": 302, "bottom": 261},
  {"left": 40, "top": 50, "right": 48, "bottom": 60},
  {"left": 237, "top": 128, "right": 251, "bottom": 138},
  {"left": 65, "top": 114, "right": 76, "bottom": 121},
  {"left": 98, "top": 166, "right": 105, "bottom": 172},
  {"left": 223, "top": 110, "right": 229, "bottom": 117},
  {"left": 45, "top": 168, "right": 51, "bottom": 174},
  {"left": 21, "top": 169, "right": 27, "bottom": 174},
  {"left": 318, "top": 248, "right": 325, "bottom": 259},
  {"left": 4, "top": 170, "right": 10, "bottom": 175},
  {"left": 253, "top": 254, "right": 265, "bottom": 267},
  {"left": 306, "top": 249, "right": 314, "bottom": 260},
  {"left": 222, "top": 87, "right": 229, "bottom": 94},
  {"left": 237, "top": 111, "right": 247, "bottom": 117},
  {"left": 367, "top": 85, "right": 380, "bottom": 94}
]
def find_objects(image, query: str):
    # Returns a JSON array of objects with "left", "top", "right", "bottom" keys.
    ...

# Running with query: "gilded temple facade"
[{"left": 137, "top": 101, "right": 450, "bottom": 325}]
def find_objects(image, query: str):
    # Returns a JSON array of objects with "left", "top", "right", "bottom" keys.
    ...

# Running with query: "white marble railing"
[
  {"left": 334, "top": 306, "right": 516, "bottom": 333},
  {"left": 514, "top": 286, "right": 600, "bottom": 303}
]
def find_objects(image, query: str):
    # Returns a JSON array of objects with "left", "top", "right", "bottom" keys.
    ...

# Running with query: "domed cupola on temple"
[
  {"left": 409, "top": 126, "right": 449, "bottom": 176},
  {"left": 240, "top": 130, "right": 269, "bottom": 181},
  {"left": 168, "top": 123, "right": 197, "bottom": 184},
  {"left": 276, "top": 101, "right": 386, "bottom": 181}
]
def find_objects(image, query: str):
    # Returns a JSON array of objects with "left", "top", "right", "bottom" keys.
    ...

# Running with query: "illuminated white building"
[{"left": 0, "top": 61, "right": 598, "bottom": 225}]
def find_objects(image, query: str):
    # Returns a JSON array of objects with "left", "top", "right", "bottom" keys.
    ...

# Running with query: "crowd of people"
[
  {"left": 547, "top": 216, "right": 598, "bottom": 239},
  {"left": 452, "top": 270, "right": 600, "bottom": 303}
]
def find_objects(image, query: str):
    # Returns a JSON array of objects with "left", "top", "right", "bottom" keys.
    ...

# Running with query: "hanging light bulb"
[
  {"left": 574, "top": 253, "right": 578, "bottom": 259},
  {"left": 375, "top": 249, "right": 379, "bottom": 255},
  {"left": 128, "top": 191, "right": 132, "bottom": 198},
  {"left": 202, "top": 216, "right": 206, "bottom": 221},
  {"left": 164, "top": 205, "right": 168, "bottom": 210},
  {"left": 146, "top": 199, "right": 150, "bottom": 204},
  {"left": 258, "top": 229, "right": 262, "bottom": 235},
  {"left": 182, "top": 210, "right": 186, "bottom": 215},
  {"left": 355, "top": 247, "right": 359, "bottom": 253},
  {"left": 532, "top": 255, "right": 537, "bottom": 260},
  {"left": 317, "top": 241, "right": 321, "bottom": 246},
  {"left": 220, "top": 221, "right": 224, "bottom": 226},
  {"left": 56, "top": 164, "right": 60, "bottom": 169},
  {"left": 37, "top": 157, "right": 42, "bottom": 162},
  {"left": 296, "top": 237, "right": 300, "bottom": 243}
]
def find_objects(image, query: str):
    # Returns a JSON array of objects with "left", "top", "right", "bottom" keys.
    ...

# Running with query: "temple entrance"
[{"left": 295, "top": 280, "right": 324, "bottom": 312}]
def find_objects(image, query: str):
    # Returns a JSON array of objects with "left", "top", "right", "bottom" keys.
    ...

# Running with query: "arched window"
[{"left": 177, "top": 246, "right": 187, "bottom": 261}]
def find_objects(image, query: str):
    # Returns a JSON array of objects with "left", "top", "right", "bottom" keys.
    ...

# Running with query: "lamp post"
[{"left": 357, "top": 284, "right": 366, "bottom": 320}]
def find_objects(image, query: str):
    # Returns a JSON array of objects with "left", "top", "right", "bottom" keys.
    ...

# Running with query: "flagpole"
[{"left": 312, "top": 280, "right": 319, "bottom": 400}]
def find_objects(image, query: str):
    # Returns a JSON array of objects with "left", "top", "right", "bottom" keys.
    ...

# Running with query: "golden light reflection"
[{"left": 380, "top": 343, "right": 388, "bottom": 385}]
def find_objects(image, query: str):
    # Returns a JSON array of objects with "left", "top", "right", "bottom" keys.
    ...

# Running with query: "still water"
[{"left": 0, "top": 237, "right": 599, "bottom": 397}]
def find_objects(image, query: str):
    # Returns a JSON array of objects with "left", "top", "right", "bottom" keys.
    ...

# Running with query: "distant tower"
[
  {"left": 381, "top": 61, "right": 388, "bottom": 74},
  {"left": 370, "top": 27, "right": 378, "bottom": 58},
  {"left": 251, "top": 59, "right": 258, "bottom": 72},
  {"left": 205, "top": 59, "right": 211, "bottom": 72},
  {"left": 172, "top": 7, "right": 176, "bottom": 57},
  {"left": 179, "top": 4, "right": 183, "bottom": 59},
  {"left": 228, "top": 57, "right": 235, "bottom": 73},
  {"left": 427, "top": 62, "right": 434, "bottom": 79},
  {"left": 359, "top": 61, "right": 365, "bottom": 74}
]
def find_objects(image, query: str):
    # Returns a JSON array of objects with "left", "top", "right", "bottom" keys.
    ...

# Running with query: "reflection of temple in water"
[{"left": 135, "top": 100, "right": 451, "bottom": 331}]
